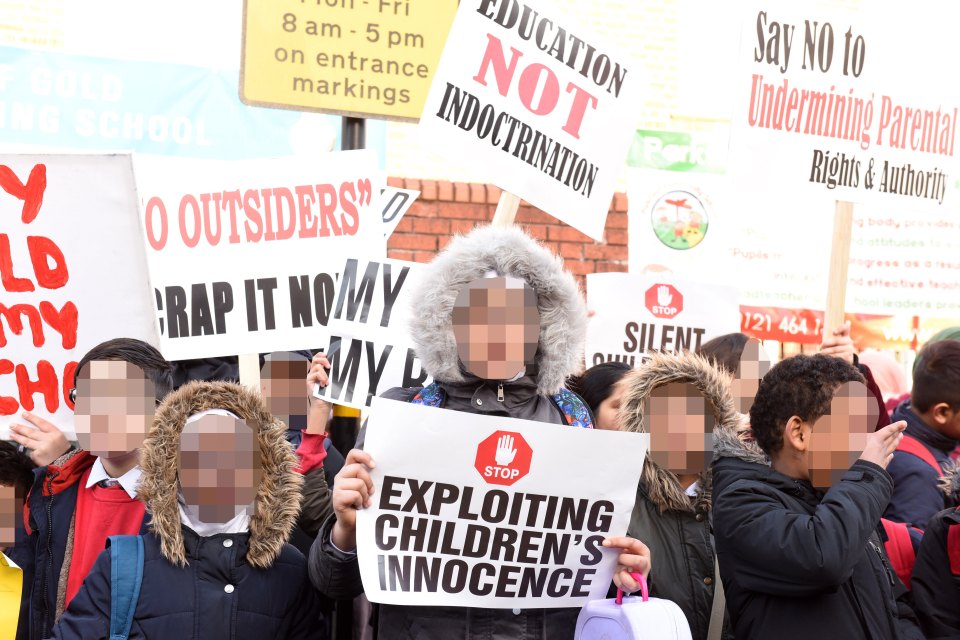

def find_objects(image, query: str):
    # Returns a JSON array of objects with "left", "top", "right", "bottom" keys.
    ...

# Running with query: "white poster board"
[
  {"left": 0, "top": 154, "right": 158, "bottom": 438},
  {"left": 730, "top": 3, "right": 960, "bottom": 208},
  {"left": 378, "top": 188, "right": 419, "bottom": 239},
  {"left": 135, "top": 151, "right": 386, "bottom": 361},
  {"left": 356, "top": 397, "right": 648, "bottom": 608},
  {"left": 313, "top": 257, "right": 430, "bottom": 410},
  {"left": 586, "top": 273, "right": 740, "bottom": 367},
  {"left": 418, "top": 0, "right": 642, "bottom": 240}
]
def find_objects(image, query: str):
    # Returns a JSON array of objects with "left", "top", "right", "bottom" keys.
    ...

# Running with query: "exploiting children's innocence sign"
[
  {"left": 417, "top": 0, "right": 642, "bottom": 240},
  {"left": 356, "top": 397, "right": 649, "bottom": 608}
]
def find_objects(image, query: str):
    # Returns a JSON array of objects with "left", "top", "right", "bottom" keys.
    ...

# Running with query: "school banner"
[
  {"left": 313, "top": 257, "right": 430, "bottom": 410},
  {"left": 356, "top": 397, "right": 649, "bottom": 608},
  {"left": 586, "top": 273, "right": 740, "bottom": 367},
  {"left": 417, "top": 0, "right": 642, "bottom": 240},
  {"left": 730, "top": 3, "right": 960, "bottom": 208},
  {"left": 136, "top": 151, "right": 386, "bottom": 361},
  {"left": 0, "top": 154, "right": 158, "bottom": 438}
]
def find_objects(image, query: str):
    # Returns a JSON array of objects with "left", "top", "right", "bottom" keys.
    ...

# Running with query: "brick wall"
[{"left": 385, "top": 177, "right": 629, "bottom": 288}]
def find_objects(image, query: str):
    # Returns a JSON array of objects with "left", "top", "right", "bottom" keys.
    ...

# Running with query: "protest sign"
[
  {"left": 0, "top": 154, "right": 158, "bottom": 438},
  {"left": 356, "top": 397, "right": 649, "bottom": 608},
  {"left": 586, "top": 273, "right": 740, "bottom": 367},
  {"left": 135, "top": 151, "right": 386, "bottom": 362},
  {"left": 241, "top": 0, "right": 457, "bottom": 121},
  {"left": 730, "top": 3, "right": 960, "bottom": 208},
  {"left": 417, "top": 0, "right": 643, "bottom": 240},
  {"left": 378, "top": 187, "right": 419, "bottom": 239},
  {"left": 313, "top": 257, "right": 429, "bottom": 409}
]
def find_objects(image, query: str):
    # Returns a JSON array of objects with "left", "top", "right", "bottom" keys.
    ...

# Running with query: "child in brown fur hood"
[{"left": 49, "top": 381, "right": 325, "bottom": 640}]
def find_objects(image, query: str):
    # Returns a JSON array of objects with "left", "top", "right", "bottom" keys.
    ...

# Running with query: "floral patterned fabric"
[{"left": 411, "top": 383, "right": 593, "bottom": 428}]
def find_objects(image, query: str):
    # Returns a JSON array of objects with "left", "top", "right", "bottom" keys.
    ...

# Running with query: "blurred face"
[
  {"left": 806, "top": 381, "right": 876, "bottom": 488},
  {"left": 645, "top": 382, "right": 714, "bottom": 474},
  {"left": 261, "top": 353, "right": 308, "bottom": 427},
  {"left": 179, "top": 414, "right": 261, "bottom": 524},
  {"left": 452, "top": 277, "right": 540, "bottom": 381},
  {"left": 595, "top": 380, "right": 626, "bottom": 431},
  {"left": 74, "top": 360, "right": 156, "bottom": 457},
  {"left": 0, "top": 484, "right": 18, "bottom": 549},
  {"left": 730, "top": 339, "right": 771, "bottom": 415}
]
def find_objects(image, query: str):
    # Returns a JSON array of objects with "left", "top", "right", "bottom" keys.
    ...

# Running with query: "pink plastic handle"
[{"left": 615, "top": 572, "right": 649, "bottom": 604}]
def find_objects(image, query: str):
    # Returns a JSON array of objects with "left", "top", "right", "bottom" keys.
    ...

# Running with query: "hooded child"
[
  {"left": 309, "top": 225, "right": 651, "bottom": 640},
  {"left": 50, "top": 380, "right": 324, "bottom": 639}
]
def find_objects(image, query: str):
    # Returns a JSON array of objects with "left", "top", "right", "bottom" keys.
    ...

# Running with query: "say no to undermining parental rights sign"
[{"left": 356, "top": 398, "right": 649, "bottom": 608}]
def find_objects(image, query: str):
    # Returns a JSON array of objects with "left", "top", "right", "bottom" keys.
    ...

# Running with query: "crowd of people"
[{"left": 2, "top": 225, "right": 959, "bottom": 639}]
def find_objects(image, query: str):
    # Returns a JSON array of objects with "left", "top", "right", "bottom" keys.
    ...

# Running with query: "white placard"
[
  {"left": 418, "top": 0, "right": 643, "bottom": 240},
  {"left": 0, "top": 154, "right": 158, "bottom": 439},
  {"left": 356, "top": 397, "right": 649, "bottom": 608},
  {"left": 135, "top": 151, "right": 386, "bottom": 361},
  {"left": 586, "top": 272, "right": 740, "bottom": 368},
  {"left": 378, "top": 188, "right": 419, "bottom": 239}
]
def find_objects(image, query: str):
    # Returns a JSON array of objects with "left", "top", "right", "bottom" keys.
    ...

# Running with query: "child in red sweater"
[{"left": 21, "top": 339, "right": 173, "bottom": 640}]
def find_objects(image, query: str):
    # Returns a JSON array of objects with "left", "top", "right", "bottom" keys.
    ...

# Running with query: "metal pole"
[{"left": 341, "top": 116, "right": 366, "bottom": 151}]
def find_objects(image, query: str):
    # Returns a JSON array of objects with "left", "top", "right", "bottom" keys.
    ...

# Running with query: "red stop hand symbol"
[{"left": 475, "top": 430, "right": 533, "bottom": 486}]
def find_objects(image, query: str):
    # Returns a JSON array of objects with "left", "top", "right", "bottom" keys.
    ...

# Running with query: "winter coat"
[
  {"left": 309, "top": 225, "right": 590, "bottom": 640},
  {"left": 885, "top": 400, "right": 958, "bottom": 530},
  {"left": 50, "top": 381, "right": 324, "bottom": 640},
  {"left": 712, "top": 428, "right": 923, "bottom": 640},
  {"left": 20, "top": 448, "right": 150, "bottom": 640},
  {"left": 911, "top": 464, "right": 960, "bottom": 639},
  {"left": 617, "top": 352, "right": 737, "bottom": 640}
]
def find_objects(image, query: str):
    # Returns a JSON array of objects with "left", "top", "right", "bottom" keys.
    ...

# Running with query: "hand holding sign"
[
  {"left": 859, "top": 420, "right": 906, "bottom": 470},
  {"left": 331, "top": 448, "right": 377, "bottom": 552}
]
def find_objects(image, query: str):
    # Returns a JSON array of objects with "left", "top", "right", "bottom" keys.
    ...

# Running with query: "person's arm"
[
  {"left": 307, "top": 514, "right": 364, "bottom": 600},
  {"left": 306, "top": 353, "right": 333, "bottom": 437},
  {"left": 48, "top": 549, "right": 112, "bottom": 640},
  {"left": 911, "top": 512, "right": 960, "bottom": 639},
  {"left": 298, "top": 467, "right": 333, "bottom": 538}
]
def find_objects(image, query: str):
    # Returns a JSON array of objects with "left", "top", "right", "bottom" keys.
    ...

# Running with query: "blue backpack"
[
  {"left": 107, "top": 535, "right": 144, "bottom": 640},
  {"left": 411, "top": 382, "right": 595, "bottom": 428}
]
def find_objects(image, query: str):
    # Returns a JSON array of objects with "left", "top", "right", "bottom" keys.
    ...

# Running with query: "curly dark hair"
[
  {"left": 749, "top": 354, "right": 865, "bottom": 456},
  {"left": 0, "top": 440, "right": 36, "bottom": 496}
]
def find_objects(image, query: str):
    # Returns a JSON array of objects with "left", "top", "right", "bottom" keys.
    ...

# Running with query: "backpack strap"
[
  {"left": 881, "top": 519, "right": 917, "bottom": 589},
  {"left": 550, "top": 387, "right": 594, "bottom": 429},
  {"left": 896, "top": 434, "right": 943, "bottom": 476},
  {"left": 108, "top": 535, "right": 144, "bottom": 640},
  {"left": 949, "top": 516, "right": 960, "bottom": 576},
  {"left": 410, "top": 382, "right": 444, "bottom": 408}
]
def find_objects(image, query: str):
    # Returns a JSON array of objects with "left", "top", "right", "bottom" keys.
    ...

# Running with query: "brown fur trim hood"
[
  {"left": 618, "top": 351, "right": 743, "bottom": 513},
  {"left": 940, "top": 460, "right": 960, "bottom": 504},
  {"left": 139, "top": 381, "right": 303, "bottom": 569}
]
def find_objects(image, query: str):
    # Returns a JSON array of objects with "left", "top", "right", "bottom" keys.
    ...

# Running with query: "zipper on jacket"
[
  {"left": 498, "top": 383, "right": 504, "bottom": 402},
  {"left": 40, "top": 471, "right": 58, "bottom": 636},
  {"left": 868, "top": 540, "right": 895, "bottom": 586}
]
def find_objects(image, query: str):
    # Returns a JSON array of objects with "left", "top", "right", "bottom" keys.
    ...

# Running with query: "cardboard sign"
[
  {"left": 136, "top": 151, "right": 386, "bottom": 361},
  {"left": 314, "top": 257, "right": 429, "bottom": 409},
  {"left": 0, "top": 154, "right": 158, "bottom": 439},
  {"left": 730, "top": 3, "right": 960, "bottom": 208},
  {"left": 586, "top": 273, "right": 740, "bottom": 367},
  {"left": 240, "top": 0, "right": 458, "bottom": 121},
  {"left": 418, "top": 0, "right": 642, "bottom": 240},
  {"left": 378, "top": 187, "right": 419, "bottom": 239},
  {"left": 356, "top": 397, "right": 649, "bottom": 608}
]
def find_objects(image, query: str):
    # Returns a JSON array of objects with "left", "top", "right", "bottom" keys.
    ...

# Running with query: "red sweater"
[{"left": 65, "top": 468, "right": 145, "bottom": 607}]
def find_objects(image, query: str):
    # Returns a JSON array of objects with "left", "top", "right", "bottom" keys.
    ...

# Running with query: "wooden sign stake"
[
  {"left": 238, "top": 352, "right": 261, "bottom": 391},
  {"left": 492, "top": 191, "right": 521, "bottom": 227},
  {"left": 823, "top": 201, "right": 855, "bottom": 337}
]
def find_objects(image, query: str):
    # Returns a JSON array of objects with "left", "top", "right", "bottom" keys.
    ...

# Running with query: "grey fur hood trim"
[
  {"left": 619, "top": 351, "right": 742, "bottom": 513},
  {"left": 408, "top": 225, "right": 587, "bottom": 395},
  {"left": 940, "top": 461, "right": 960, "bottom": 503},
  {"left": 139, "top": 381, "right": 302, "bottom": 569}
]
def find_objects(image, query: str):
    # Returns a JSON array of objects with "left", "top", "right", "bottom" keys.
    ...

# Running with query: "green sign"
[{"left": 626, "top": 129, "right": 726, "bottom": 173}]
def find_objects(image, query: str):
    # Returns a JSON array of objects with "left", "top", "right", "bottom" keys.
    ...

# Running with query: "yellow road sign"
[{"left": 241, "top": 0, "right": 457, "bottom": 122}]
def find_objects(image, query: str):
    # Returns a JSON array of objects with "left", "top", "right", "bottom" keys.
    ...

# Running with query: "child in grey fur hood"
[{"left": 308, "top": 225, "right": 652, "bottom": 640}]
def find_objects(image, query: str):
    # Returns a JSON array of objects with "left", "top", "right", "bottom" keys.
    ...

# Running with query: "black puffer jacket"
[{"left": 713, "top": 449, "right": 922, "bottom": 640}]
